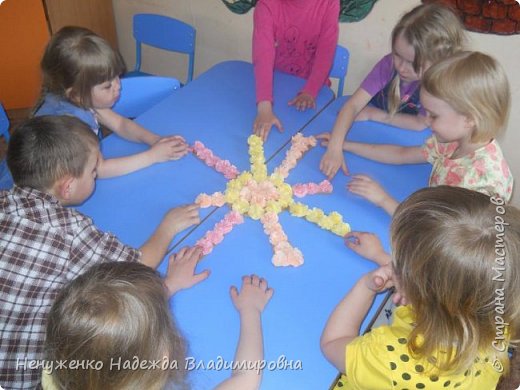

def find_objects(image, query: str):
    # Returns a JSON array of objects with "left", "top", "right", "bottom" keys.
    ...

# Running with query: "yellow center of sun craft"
[{"left": 192, "top": 134, "right": 350, "bottom": 267}]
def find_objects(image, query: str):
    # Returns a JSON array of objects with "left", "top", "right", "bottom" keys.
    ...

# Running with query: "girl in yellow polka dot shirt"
[{"left": 321, "top": 186, "right": 520, "bottom": 389}]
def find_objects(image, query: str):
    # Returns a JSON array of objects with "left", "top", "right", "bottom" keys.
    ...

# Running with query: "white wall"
[{"left": 112, "top": 0, "right": 520, "bottom": 206}]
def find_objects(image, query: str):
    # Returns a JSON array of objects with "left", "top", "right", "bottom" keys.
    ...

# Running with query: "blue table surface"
[{"left": 78, "top": 62, "right": 432, "bottom": 389}]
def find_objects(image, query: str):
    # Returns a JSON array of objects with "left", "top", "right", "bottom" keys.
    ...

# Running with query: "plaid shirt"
[{"left": 0, "top": 186, "right": 140, "bottom": 389}]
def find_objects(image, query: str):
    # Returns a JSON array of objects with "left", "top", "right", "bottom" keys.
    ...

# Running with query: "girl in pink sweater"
[{"left": 252, "top": 0, "right": 339, "bottom": 141}]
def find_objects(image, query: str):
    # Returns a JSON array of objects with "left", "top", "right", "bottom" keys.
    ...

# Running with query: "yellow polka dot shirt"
[{"left": 341, "top": 305, "right": 503, "bottom": 389}]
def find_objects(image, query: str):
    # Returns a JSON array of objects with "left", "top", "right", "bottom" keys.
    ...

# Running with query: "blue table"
[{"left": 78, "top": 63, "right": 431, "bottom": 389}]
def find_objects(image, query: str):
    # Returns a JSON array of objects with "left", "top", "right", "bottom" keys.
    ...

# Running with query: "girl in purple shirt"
[{"left": 319, "top": 3, "right": 466, "bottom": 179}]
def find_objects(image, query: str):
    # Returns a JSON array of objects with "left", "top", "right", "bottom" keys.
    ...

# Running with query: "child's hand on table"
[
  {"left": 288, "top": 92, "right": 316, "bottom": 111},
  {"left": 230, "top": 274, "right": 274, "bottom": 315},
  {"left": 253, "top": 101, "right": 283, "bottom": 142},
  {"left": 347, "top": 175, "right": 388, "bottom": 205},
  {"left": 316, "top": 132, "right": 349, "bottom": 179},
  {"left": 161, "top": 204, "right": 200, "bottom": 237},
  {"left": 165, "top": 246, "right": 209, "bottom": 296},
  {"left": 149, "top": 135, "right": 189, "bottom": 162},
  {"left": 344, "top": 231, "right": 390, "bottom": 266}
]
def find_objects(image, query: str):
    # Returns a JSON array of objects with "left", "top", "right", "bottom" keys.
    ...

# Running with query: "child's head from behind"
[
  {"left": 391, "top": 186, "right": 520, "bottom": 372},
  {"left": 392, "top": 3, "right": 465, "bottom": 78},
  {"left": 46, "top": 261, "right": 187, "bottom": 390},
  {"left": 41, "top": 26, "right": 125, "bottom": 109},
  {"left": 7, "top": 115, "right": 99, "bottom": 203},
  {"left": 421, "top": 51, "right": 510, "bottom": 143}
]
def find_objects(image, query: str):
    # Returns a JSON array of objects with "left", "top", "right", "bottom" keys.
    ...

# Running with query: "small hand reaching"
[
  {"left": 344, "top": 231, "right": 390, "bottom": 266},
  {"left": 165, "top": 246, "right": 209, "bottom": 296},
  {"left": 316, "top": 133, "right": 349, "bottom": 179},
  {"left": 150, "top": 135, "right": 189, "bottom": 162},
  {"left": 230, "top": 274, "right": 274, "bottom": 315},
  {"left": 161, "top": 204, "right": 201, "bottom": 237},
  {"left": 253, "top": 101, "right": 283, "bottom": 142},
  {"left": 288, "top": 92, "right": 316, "bottom": 111},
  {"left": 347, "top": 175, "right": 389, "bottom": 206}
]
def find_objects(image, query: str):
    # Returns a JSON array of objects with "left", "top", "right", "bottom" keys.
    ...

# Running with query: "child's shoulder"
[
  {"left": 35, "top": 94, "right": 96, "bottom": 131},
  {"left": 1, "top": 186, "right": 92, "bottom": 232}
]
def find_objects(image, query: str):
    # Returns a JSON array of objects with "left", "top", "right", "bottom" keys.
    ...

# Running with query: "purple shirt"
[{"left": 361, "top": 54, "right": 424, "bottom": 115}]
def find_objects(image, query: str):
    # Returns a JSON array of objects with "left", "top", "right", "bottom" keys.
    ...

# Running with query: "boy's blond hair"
[
  {"left": 421, "top": 51, "right": 511, "bottom": 142},
  {"left": 391, "top": 186, "right": 520, "bottom": 374},
  {"left": 7, "top": 115, "right": 98, "bottom": 191},
  {"left": 46, "top": 261, "right": 187, "bottom": 389},
  {"left": 388, "top": 3, "right": 465, "bottom": 115}
]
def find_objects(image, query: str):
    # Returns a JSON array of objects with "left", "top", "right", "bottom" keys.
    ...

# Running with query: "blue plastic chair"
[
  {"left": 0, "top": 103, "right": 9, "bottom": 142},
  {"left": 329, "top": 45, "right": 350, "bottom": 97},
  {"left": 0, "top": 102, "right": 13, "bottom": 190},
  {"left": 113, "top": 76, "right": 181, "bottom": 118},
  {"left": 125, "top": 13, "right": 196, "bottom": 85}
]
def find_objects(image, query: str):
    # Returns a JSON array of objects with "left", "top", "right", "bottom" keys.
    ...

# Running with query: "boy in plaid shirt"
[{"left": 0, "top": 116, "right": 207, "bottom": 389}]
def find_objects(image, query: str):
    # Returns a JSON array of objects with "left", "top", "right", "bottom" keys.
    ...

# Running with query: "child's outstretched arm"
[
  {"left": 289, "top": 0, "right": 339, "bottom": 112},
  {"left": 164, "top": 246, "right": 209, "bottom": 296},
  {"left": 318, "top": 88, "right": 372, "bottom": 179},
  {"left": 319, "top": 134, "right": 425, "bottom": 165},
  {"left": 252, "top": 2, "right": 283, "bottom": 142},
  {"left": 356, "top": 106, "right": 428, "bottom": 131},
  {"left": 320, "top": 264, "right": 395, "bottom": 372},
  {"left": 215, "top": 275, "right": 274, "bottom": 390},
  {"left": 96, "top": 135, "right": 189, "bottom": 178},
  {"left": 139, "top": 204, "right": 200, "bottom": 269},
  {"left": 96, "top": 108, "right": 160, "bottom": 145}
]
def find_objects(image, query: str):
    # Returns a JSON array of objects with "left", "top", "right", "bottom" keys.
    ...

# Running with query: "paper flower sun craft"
[{"left": 192, "top": 133, "right": 350, "bottom": 267}]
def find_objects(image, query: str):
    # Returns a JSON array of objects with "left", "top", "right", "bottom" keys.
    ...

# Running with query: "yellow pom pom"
[
  {"left": 289, "top": 203, "right": 309, "bottom": 217},
  {"left": 248, "top": 204, "right": 264, "bottom": 220},
  {"left": 328, "top": 211, "right": 343, "bottom": 224},
  {"left": 331, "top": 223, "right": 351, "bottom": 236}
]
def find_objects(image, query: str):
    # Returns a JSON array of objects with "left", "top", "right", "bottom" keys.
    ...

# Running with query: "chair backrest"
[
  {"left": 133, "top": 13, "right": 196, "bottom": 83},
  {"left": 0, "top": 102, "right": 10, "bottom": 142},
  {"left": 112, "top": 76, "right": 181, "bottom": 118},
  {"left": 329, "top": 45, "right": 350, "bottom": 97},
  {"left": 0, "top": 102, "right": 13, "bottom": 190}
]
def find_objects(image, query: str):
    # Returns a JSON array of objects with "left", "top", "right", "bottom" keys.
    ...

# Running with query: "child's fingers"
[
  {"left": 230, "top": 285, "right": 239, "bottom": 303},
  {"left": 174, "top": 246, "right": 189, "bottom": 260},
  {"left": 367, "top": 274, "right": 390, "bottom": 292},
  {"left": 259, "top": 277, "right": 268, "bottom": 291},
  {"left": 258, "top": 127, "right": 270, "bottom": 141},
  {"left": 274, "top": 119, "right": 283, "bottom": 133},
  {"left": 347, "top": 183, "right": 369, "bottom": 196},
  {"left": 350, "top": 174, "right": 371, "bottom": 182},
  {"left": 341, "top": 161, "right": 349, "bottom": 175},
  {"left": 265, "top": 287, "right": 274, "bottom": 301},
  {"left": 344, "top": 231, "right": 362, "bottom": 242},
  {"left": 193, "top": 269, "right": 210, "bottom": 284},
  {"left": 314, "top": 132, "right": 330, "bottom": 140},
  {"left": 251, "top": 274, "right": 261, "bottom": 286},
  {"left": 373, "top": 275, "right": 384, "bottom": 288}
]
